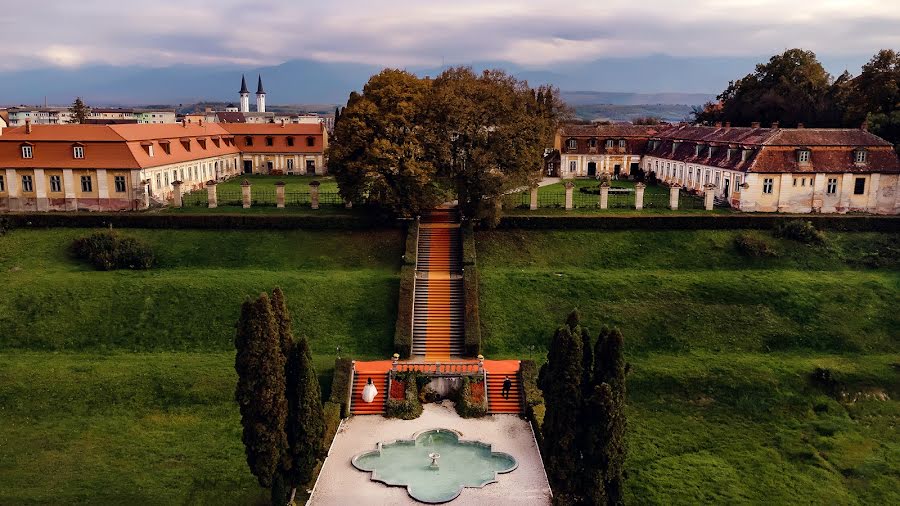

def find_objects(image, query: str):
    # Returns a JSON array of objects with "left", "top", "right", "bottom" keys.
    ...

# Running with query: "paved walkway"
[{"left": 310, "top": 402, "right": 551, "bottom": 505}]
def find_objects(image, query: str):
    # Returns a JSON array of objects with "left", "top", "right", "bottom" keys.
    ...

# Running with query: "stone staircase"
[
  {"left": 413, "top": 209, "right": 464, "bottom": 359},
  {"left": 349, "top": 368, "right": 388, "bottom": 415},
  {"left": 485, "top": 367, "right": 522, "bottom": 414}
]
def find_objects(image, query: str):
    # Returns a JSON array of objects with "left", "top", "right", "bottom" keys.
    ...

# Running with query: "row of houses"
[
  {"left": 553, "top": 123, "right": 900, "bottom": 214},
  {"left": 0, "top": 120, "right": 327, "bottom": 212},
  {"left": 3, "top": 107, "right": 177, "bottom": 126}
]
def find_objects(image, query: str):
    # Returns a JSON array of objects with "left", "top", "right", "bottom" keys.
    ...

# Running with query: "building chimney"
[
  {"left": 797, "top": 123, "right": 804, "bottom": 129},
  {"left": 751, "top": 121, "right": 761, "bottom": 128},
  {"left": 281, "top": 119, "right": 285, "bottom": 127},
  {"left": 771, "top": 121, "right": 779, "bottom": 129},
  {"left": 25, "top": 119, "right": 32, "bottom": 134},
  {"left": 725, "top": 122, "right": 731, "bottom": 128},
  {"left": 199, "top": 118, "right": 203, "bottom": 126},
  {"left": 861, "top": 120, "right": 868, "bottom": 132},
  {"left": 182, "top": 119, "right": 187, "bottom": 127}
]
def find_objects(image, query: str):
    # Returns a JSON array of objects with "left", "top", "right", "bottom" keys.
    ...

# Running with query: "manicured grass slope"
[
  {"left": 477, "top": 229, "right": 899, "bottom": 504},
  {"left": 0, "top": 228, "right": 401, "bottom": 504}
]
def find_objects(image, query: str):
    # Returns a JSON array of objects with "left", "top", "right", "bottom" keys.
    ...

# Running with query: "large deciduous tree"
[
  {"left": 234, "top": 293, "right": 289, "bottom": 488},
  {"left": 326, "top": 69, "right": 441, "bottom": 216},
  {"left": 328, "top": 67, "right": 566, "bottom": 221}
]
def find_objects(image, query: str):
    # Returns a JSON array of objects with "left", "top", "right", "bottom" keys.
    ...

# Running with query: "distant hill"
[
  {"left": 0, "top": 53, "right": 869, "bottom": 107},
  {"left": 571, "top": 104, "right": 696, "bottom": 123},
  {"left": 561, "top": 91, "right": 713, "bottom": 107}
]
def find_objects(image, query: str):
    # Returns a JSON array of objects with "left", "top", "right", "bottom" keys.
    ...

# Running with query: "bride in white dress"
[{"left": 362, "top": 377, "right": 378, "bottom": 403}]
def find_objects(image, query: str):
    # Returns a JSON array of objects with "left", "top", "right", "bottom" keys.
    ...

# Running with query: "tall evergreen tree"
[
  {"left": 538, "top": 323, "right": 584, "bottom": 503},
  {"left": 271, "top": 288, "right": 294, "bottom": 360},
  {"left": 284, "top": 333, "right": 325, "bottom": 493},
  {"left": 68, "top": 97, "right": 89, "bottom": 124},
  {"left": 234, "top": 294, "right": 289, "bottom": 488}
]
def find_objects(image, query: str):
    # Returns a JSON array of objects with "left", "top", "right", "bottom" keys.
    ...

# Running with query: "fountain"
[
  {"left": 428, "top": 452, "right": 440, "bottom": 470},
  {"left": 352, "top": 428, "right": 518, "bottom": 503}
]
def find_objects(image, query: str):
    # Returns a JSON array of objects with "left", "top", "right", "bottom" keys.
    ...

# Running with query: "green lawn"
[
  {"left": 477, "top": 228, "right": 900, "bottom": 504},
  {"left": 0, "top": 227, "right": 402, "bottom": 504},
  {"left": 216, "top": 174, "right": 340, "bottom": 193},
  {"left": 175, "top": 175, "right": 343, "bottom": 210}
]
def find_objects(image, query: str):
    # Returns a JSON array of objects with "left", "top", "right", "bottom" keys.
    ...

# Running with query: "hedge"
[
  {"left": 461, "top": 221, "right": 477, "bottom": 265},
  {"left": 322, "top": 401, "right": 343, "bottom": 452},
  {"left": 403, "top": 219, "right": 419, "bottom": 265},
  {"left": 463, "top": 267, "right": 482, "bottom": 357},
  {"left": 329, "top": 357, "right": 353, "bottom": 417},
  {"left": 520, "top": 360, "right": 545, "bottom": 449},
  {"left": 5, "top": 212, "right": 395, "bottom": 231},
  {"left": 496, "top": 214, "right": 900, "bottom": 232},
  {"left": 385, "top": 371, "right": 424, "bottom": 419},
  {"left": 394, "top": 265, "right": 416, "bottom": 359},
  {"left": 455, "top": 376, "right": 488, "bottom": 418}
]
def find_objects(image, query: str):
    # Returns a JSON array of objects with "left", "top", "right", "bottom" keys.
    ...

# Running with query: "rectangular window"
[
  {"left": 606, "top": 139, "right": 614, "bottom": 149},
  {"left": 180, "top": 169, "right": 184, "bottom": 181},
  {"left": 156, "top": 173, "right": 161, "bottom": 189},
  {"left": 798, "top": 150, "right": 810, "bottom": 163},
  {"left": 287, "top": 159, "right": 294, "bottom": 170},
  {"left": 49, "top": 175, "right": 61, "bottom": 192},
  {"left": 826, "top": 178, "right": 837, "bottom": 195},
  {"left": 306, "top": 136, "right": 316, "bottom": 147},
  {"left": 80, "top": 175, "right": 92, "bottom": 193},
  {"left": 0, "top": 175, "right": 4, "bottom": 192},
  {"left": 793, "top": 178, "right": 797, "bottom": 187},
  {"left": 704, "top": 171, "right": 710, "bottom": 184},
  {"left": 801, "top": 178, "right": 806, "bottom": 187},
  {"left": 763, "top": 178, "right": 774, "bottom": 194},
  {"left": 854, "top": 178, "right": 865, "bottom": 195},
  {"left": 569, "top": 160, "right": 577, "bottom": 173},
  {"left": 149, "top": 145, "right": 154, "bottom": 157},
  {"left": 114, "top": 176, "right": 126, "bottom": 193},
  {"left": 21, "top": 145, "right": 33, "bottom": 158},
  {"left": 854, "top": 150, "right": 866, "bottom": 163},
  {"left": 618, "top": 139, "right": 626, "bottom": 148},
  {"left": 265, "top": 137, "right": 274, "bottom": 147},
  {"left": 172, "top": 170, "right": 177, "bottom": 183},
  {"left": 22, "top": 175, "right": 33, "bottom": 192},
  {"left": 287, "top": 137, "right": 295, "bottom": 147},
  {"left": 245, "top": 137, "right": 253, "bottom": 146},
  {"left": 73, "top": 146, "right": 84, "bottom": 159},
  {"left": 735, "top": 176, "right": 742, "bottom": 189},
  {"left": 714, "top": 172, "right": 720, "bottom": 185}
]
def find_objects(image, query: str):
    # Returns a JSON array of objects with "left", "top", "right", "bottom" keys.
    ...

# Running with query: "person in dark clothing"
[{"left": 502, "top": 376, "right": 512, "bottom": 399}]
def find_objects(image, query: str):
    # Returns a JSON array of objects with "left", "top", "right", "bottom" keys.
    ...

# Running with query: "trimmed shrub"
[
  {"left": 329, "top": 358, "right": 353, "bottom": 417},
  {"left": 403, "top": 220, "right": 418, "bottom": 265},
  {"left": 385, "top": 371, "right": 424, "bottom": 419},
  {"left": 0, "top": 216, "right": 11, "bottom": 236},
  {"left": 6, "top": 212, "right": 393, "bottom": 230},
  {"left": 495, "top": 214, "right": 900, "bottom": 231},
  {"left": 520, "top": 360, "right": 545, "bottom": 448},
  {"left": 463, "top": 267, "right": 482, "bottom": 357},
  {"left": 394, "top": 265, "right": 415, "bottom": 358},
  {"left": 774, "top": 220, "right": 826, "bottom": 245},
  {"left": 455, "top": 376, "right": 488, "bottom": 418},
  {"left": 734, "top": 233, "right": 779, "bottom": 257},
  {"left": 321, "top": 401, "right": 343, "bottom": 451},
  {"left": 71, "top": 229, "right": 155, "bottom": 270}
]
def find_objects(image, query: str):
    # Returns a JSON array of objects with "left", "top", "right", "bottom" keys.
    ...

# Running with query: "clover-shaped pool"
[{"left": 351, "top": 428, "right": 517, "bottom": 503}]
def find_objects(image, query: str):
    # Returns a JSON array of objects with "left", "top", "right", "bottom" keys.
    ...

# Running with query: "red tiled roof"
[
  {"left": 219, "top": 123, "right": 324, "bottom": 135},
  {"left": 560, "top": 123, "right": 668, "bottom": 138}
]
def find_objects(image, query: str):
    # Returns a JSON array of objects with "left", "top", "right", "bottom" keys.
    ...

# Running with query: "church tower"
[
  {"left": 256, "top": 75, "right": 266, "bottom": 113},
  {"left": 239, "top": 75, "right": 250, "bottom": 113}
]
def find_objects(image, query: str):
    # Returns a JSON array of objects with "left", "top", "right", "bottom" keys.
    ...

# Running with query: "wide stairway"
[
  {"left": 413, "top": 209, "right": 464, "bottom": 360},
  {"left": 485, "top": 361, "right": 523, "bottom": 414}
]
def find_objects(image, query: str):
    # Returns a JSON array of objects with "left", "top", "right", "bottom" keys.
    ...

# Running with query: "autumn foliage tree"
[{"left": 328, "top": 66, "right": 567, "bottom": 220}]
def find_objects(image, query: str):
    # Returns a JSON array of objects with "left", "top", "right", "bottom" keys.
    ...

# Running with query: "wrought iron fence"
[
  {"left": 607, "top": 192, "right": 635, "bottom": 208},
  {"left": 679, "top": 190, "right": 706, "bottom": 210},
  {"left": 182, "top": 191, "right": 208, "bottom": 207},
  {"left": 642, "top": 192, "right": 670, "bottom": 209},
  {"left": 318, "top": 192, "right": 344, "bottom": 205}
]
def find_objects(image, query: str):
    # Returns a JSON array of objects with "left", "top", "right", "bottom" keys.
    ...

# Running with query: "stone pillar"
[
  {"left": 275, "top": 181, "right": 285, "bottom": 209},
  {"left": 776, "top": 173, "right": 792, "bottom": 212},
  {"left": 5, "top": 169, "right": 21, "bottom": 211},
  {"left": 669, "top": 184, "right": 680, "bottom": 210},
  {"left": 309, "top": 181, "right": 320, "bottom": 209},
  {"left": 241, "top": 179, "right": 251, "bottom": 209},
  {"left": 599, "top": 182, "right": 609, "bottom": 209},
  {"left": 634, "top": 182, "right": 645, "bottom": 210},
  {"left": 866, "top": 173, "right": 881, "bottom": 212},
  {"left": 564, "top": 181, "right": 575, "bottom": 210},
  {"left": 704, "top": 184, "right": 716, "bottom": 210},
  {"left": 34, "top": 168, "right": 49, "bottom": 212},
  {"left": 140, "top": 179, "right": 151, "bottom": 210},
  {"left": 206, "top": 180, "right": 218, "bottom": 208},
  {"left": 172, "top": 180, "right": 183, "bottom": 208},
  {"left": 530, "top": 187, "right": 538, "bottom": 210}
]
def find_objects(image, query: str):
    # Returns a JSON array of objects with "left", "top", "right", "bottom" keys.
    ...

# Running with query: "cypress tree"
[
  {"left": 271, "top": 287, "right": 294, "bottom": 361},
  {"left": 592, "top": 326, "right": 611, "bottom": 387},
  {"left": 284, "top": 333, "right": 325, "bottom": 491},
  {"left": 234, "top": 293, "right": 289, "bottom": 488},
  {"left": 538, "top": 324, "right": 583, "bottom": 502}
]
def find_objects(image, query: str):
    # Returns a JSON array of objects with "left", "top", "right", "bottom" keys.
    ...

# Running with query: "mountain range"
[{"left": 0, "top": 54, "right": 871, "bottom": 107}]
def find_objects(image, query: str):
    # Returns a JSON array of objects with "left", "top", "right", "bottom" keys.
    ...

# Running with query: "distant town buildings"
[
  {"left": 0, "top": 121, "right": 327, "bottom": 212},
  {"left": 4, "top": 106, "right": 176, "bottom": 126}
]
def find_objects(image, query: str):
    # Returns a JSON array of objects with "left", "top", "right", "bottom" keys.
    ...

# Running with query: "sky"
[{"left": 1, "top": 0, "right": 899, "bottom": 71}]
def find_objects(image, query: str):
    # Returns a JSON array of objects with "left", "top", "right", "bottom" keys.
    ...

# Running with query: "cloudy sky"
[{"left": 1, "top": 0, "right": 898, "bottom": 71}]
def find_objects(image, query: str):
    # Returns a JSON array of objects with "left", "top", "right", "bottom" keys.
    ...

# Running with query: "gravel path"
[{"left": 309, "top": 401, "right": 551, "bottom": 505}]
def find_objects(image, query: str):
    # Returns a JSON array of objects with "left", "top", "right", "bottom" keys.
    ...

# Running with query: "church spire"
[
  {"left": 256, "top": 75, "right": 265, "bottom": 95},
  {"left": 239, "top": 74, "right": 249, "bottom": 94}
]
